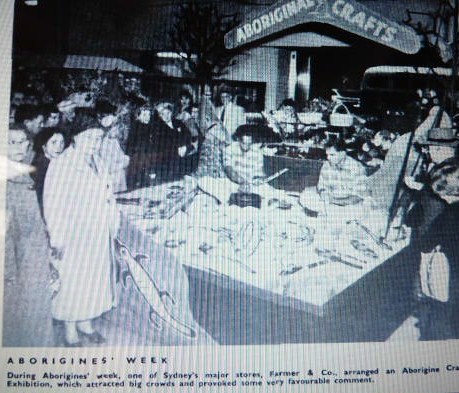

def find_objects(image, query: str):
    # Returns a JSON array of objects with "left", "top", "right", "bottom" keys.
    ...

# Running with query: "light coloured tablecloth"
[{"left": 118, "top": 176, "right": 409, "bottom": 315}]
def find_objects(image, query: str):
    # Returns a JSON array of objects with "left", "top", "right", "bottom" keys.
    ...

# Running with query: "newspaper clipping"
[{"left": 1, "top": 0, "right": 459, "bottom": 391}]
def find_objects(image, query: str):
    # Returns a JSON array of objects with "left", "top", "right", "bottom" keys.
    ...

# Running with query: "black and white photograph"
[{"left": 2, "top": 0, "right": 459, "bottom": 348}]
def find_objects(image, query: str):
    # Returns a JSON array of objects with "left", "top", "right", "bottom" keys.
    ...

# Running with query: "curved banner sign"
[{"left": 224, "top": 0, "right": 421, "bottom": 54}]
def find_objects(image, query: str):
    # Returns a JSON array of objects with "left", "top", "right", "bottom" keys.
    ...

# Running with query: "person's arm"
[
  {"left": 42, "top": 158, "right": 74, "bottom": 259},
  {"left": 352, "top": 161, "right": 371, "bottom": 198},
  {"left": 224, "top": 165, "right": 249, "bottom": 185},
  {"left": 222, "top": 145, "right": 248, "bottom": 185},
  {"left": 316, "top": 162, "right": 330, "bottom": 199}
]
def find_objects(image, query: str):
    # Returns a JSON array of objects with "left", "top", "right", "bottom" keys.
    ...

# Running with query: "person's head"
[
  {"left": 155, "top": 102, "right": 174, "bottom": 124},
  {"left": 136, "top": 104, "right": 152, "bottom": 124},
  {"left": 191, "top": 104, "right": 200, "bottom": 121},
  {"left": 373, "top": 130, "right": 395, "bottom": 149},
  {"left": 72, "top": 109, "right": 105, "bottom": 156},
  {"left": 34, "top": 127, "right": 65, "bottom": 160},
  {"left": 219, "top": 86, "right": 233, "bottom": 106},
  {"left": 123, "top": 76, "right": 140, "bottom": 93},
  {"left": 239, "top": 134, "right": 253, "bottom": 152},
  {"left": 42, "top": 104, "right": 61, "bottom": 128},
  {"left": 325, "top": 140, "right": 347, "bottom": 166},
  {"left": 234, "top": 127, "right": 254, "bottom": 153},
  {"left": 95, "top": 99, "right": 118, "bottom": 128},
  {"left": 279, "top": 99, "right": 297, "bottom": 117},
  {"left": 429, "top": 159, "right": 459, "bottom": 203},
  {"left": 179, "top": 90, "right": 193, "bottom": 109},
  {"left": 11, "top": 91, "right": 25, "bottom": 108},
  {"left": 8, "top": 125, "right": 31, "bottom": 163},
  {"left": 14, "top": 104, "right": 45, "bottom": 135},
  {"left": 420, "top": 89, "right": 439, "bottom": 112},
  {"left": 57, "top": 99, "right": 77, "bottom": 122}
]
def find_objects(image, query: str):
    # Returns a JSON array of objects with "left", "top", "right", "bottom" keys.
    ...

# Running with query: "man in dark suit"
[
  {"left": 125, "top": 103, "right": 158, "bottom": 189},
  {"left": 153, "top": 102, "right": 198, "bottom": 182}
]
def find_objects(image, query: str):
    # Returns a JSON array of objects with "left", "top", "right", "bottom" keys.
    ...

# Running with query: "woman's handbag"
[{"left": 419, "top": 245, "right": 450, "bottom": 303}]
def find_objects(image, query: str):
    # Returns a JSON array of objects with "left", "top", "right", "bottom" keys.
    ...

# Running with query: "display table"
[{"left": 116, "top": 177, "right": 414, "bottom": 344}]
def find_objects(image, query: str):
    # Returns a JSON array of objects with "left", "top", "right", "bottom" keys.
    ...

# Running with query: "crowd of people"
[
  {"left": 5, "top": 69, "right": 255, "bottom": 347},
  {"left": 4, "top": 68, "right": 459, "bottom": 346}
]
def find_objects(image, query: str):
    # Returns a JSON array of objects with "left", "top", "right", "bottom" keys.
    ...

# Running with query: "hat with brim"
[{"left": 421, "top": 128, "right": 459, "bottom": 147}]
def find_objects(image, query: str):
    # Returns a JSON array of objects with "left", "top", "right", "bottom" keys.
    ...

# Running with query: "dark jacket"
[
  {"left": 125, "top": 120, "right": 162, "bottom": 188},
  {"left": 152, "top": 118, "right": 197, "bottom": 181},
  {"left": 406, "top": 188, "right": 447, "bottom": 240},
  {"left": 418, "top": 201, "right": 459, "bottom": 269},
  {"left": 126, "top": 118, "right": 197, "bottom": 187},
  {"left": 125, "top": 120, "right": 156, "bottom": 157}
]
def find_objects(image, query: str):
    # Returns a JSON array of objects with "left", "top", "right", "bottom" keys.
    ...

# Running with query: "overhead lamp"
[{"left": 24, "top": 0, "right": 38, "bottom": 6}]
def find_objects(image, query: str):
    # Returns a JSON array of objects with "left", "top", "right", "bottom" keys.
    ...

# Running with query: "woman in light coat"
[{"left": 43, "top": 111, "right": 119, "bottom": 346}]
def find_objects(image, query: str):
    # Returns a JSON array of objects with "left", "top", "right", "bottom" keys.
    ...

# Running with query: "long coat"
[
  {"left": 43, "top": 146, "right": 119, "bottom": 322},
  {"left": 3, "top": 169, "right": 54, "bottom": 346}
]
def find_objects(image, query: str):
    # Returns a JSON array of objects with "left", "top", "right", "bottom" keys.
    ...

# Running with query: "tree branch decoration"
[
  {"left": 404, "top": 0, "right": 458, "bottom": 114},
  {"left": 404, "top": 0, "right": 457, "bottom": 63},
  {"left": 169, "top": 2, "right": 241, "bottom": 84}
]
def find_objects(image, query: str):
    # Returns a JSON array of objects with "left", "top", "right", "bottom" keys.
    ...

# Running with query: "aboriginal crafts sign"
[{"left": 224, "top": 0, "right": 421, "bottom": 54}]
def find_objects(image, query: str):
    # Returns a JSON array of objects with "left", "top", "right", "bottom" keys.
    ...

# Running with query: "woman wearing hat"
[
  {"left": 405, "top": 129, "right": 459, "bottom": 239},
  {"left": 368, "top": 90, "right": 453, "bottom": 211},
  {"left": 43, "top": 110, "right": 119, "bottom": 346},
  {"left": 405, "top": 128, "right": 459, "bottom": 187}
]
